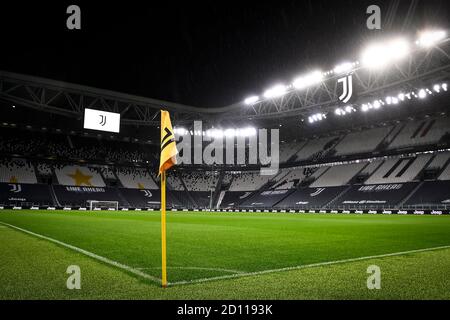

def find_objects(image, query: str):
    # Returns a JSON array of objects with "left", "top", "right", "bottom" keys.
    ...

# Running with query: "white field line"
[
  {"left": 137, "top": 266, "right": 245, "bottom": 274},
  {"left": 2, "top": 221, "right": 450, "bottom": 288},
  {"left": 168, "top": 244, "right": 450, "bottom": 286},
  {"left": 0, "top": 221, "right": 161, "bottom": 285}
]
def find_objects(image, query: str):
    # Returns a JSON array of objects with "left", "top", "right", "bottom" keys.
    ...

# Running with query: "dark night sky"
[{"left": 0, "top": 1, "right": 448, "bottom": 107}]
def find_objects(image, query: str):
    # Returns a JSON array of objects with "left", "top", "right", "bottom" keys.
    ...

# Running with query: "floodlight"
[
  {"left": 264, "top": 84, "right": 287, "bottom": 98},
  {"left": 333, "top": 62, "right": 353, "bottom": 74},
  {"left": 361, "top": 38, "right": 409, "bottom": 69},
  {"left": 418, "top": 89, "right": 427, "bottom": 99},
  {"left": 373, "top": 101, "right": 381, "bottom": 109},
  {"left": 417, "top": 30, "right": 447, "bottom": 48},
  {"left": 398, "top": 93, "right": 405, "bottom": 101},
  {"left": 244, "top": 96, "right": 259, "bottom": 105},
  {"left": 293, "top": 71, "right": 323, "bottom": 89},
  {"left": 386, "top": 97, "right": 392, "bottom": 105},
  {"left": 345, "top": 106, "right": 353, "bottom": 113},
  {"left": 335, "top": 108, "right": 342, "bottom": 116},
  {"left": 361, "top": 104, "right": 369, "bottom": 112}
]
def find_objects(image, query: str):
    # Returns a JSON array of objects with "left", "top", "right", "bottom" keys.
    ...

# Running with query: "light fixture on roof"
[
  {"left": 308, "top": 113, "right": 327, "bottom": 123},
  {"left": 244, "top": 95, "right": 259, "bottom": 105},
  {"left": 263, "top": 84, "right": 287, "bottom": 98},
  {"left": 416, "top": 30, "right": 447, "bottom": 48},
  {"left": 361, "top": 38, "right": 409, "bottom": 69},
  {"left": 418, "top": 89, "right": 427, "bottom": 99},
  {"left": 292, "top": 71, "right": 323, "bottom": 90},
  {"left": 333, "top": 62, "right": 353, "bottom": 74}
]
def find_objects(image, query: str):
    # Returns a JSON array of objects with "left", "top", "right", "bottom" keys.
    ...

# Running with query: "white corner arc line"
[
  {"left": 137, "top": 266, "right": 245, "bottom": 274},
  {"left": 0, "top": 221, "right": 161, "bottom": 285},
  {"left": 168, "top": 244, "right": 450, "bottom": 286}
]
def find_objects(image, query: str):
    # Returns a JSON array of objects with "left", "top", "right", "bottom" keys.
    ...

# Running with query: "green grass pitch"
[{"left": 1, "top": 210, "right": 450, "bottom": 299}]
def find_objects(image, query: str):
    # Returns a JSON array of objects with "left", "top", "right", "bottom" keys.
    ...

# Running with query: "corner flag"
[
  {"left": 159, "top": 110, "right": 178, "bottom": 288},
  {"left": 159, "top": 110, "right": 178, "bottom": 174}
]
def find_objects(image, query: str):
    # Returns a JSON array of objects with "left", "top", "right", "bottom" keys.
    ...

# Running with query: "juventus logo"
[
  {"left": 140, "top": 190, "right": 153, "bottom": 198},
  {"left": 338, "top": 74, "right": 353, "bottom": 103},
  {"left": 99, "top": 115, "right": 107, "bottom": 126},
  {"left": 8, "top": 184, "right": 22, "bottom": 193}
]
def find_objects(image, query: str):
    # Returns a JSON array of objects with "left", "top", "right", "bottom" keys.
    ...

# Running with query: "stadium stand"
[
  {"left": 0, "top": 183, "right": 53, "bottom": 207},
  {"left": 116, "top": 167, "right": 158, "bottom": 189},
  {"left": 272, "top": 166, "right": 328, "bottom": 190},
  {"left": 427, "top": 152, "right": 450, "bottom": 170},
  {"left": 53, "top": 185, "right": 123, "bottom": 207},
  {"left": 54, "top": 165, "right": 106, "bottom": 187},
  {"left": 36, "top": 163, "right": 52, "bottom": 176},
  {"left": 0, "top": 158, "right": 37, "bottom": 184},
  {"left": 438, "top": 161, "right": 450, "bottom": 180},
  {"left": 118, "top": 188, "right": 160, "bottom": 208},
  {"left": 279, "top": 141, "right": 307, "bottom": 163},
  {"left": 310, "top": 162, "right": 366, "bottom": 187},
  {"left": 364, "top": 155, "right": 431, "bottom": 184},
  {"left": 167, "top": 173, "right": 185, "bottom": 191},
  {"left": 228, "top": 171, "right": 274, "bottom": 191},
  {"left": 240, "top": 189, "right": 294, "bottom": 208},
  {"left": 403, "top": 181, "right": 450, "bottom": 207},
  {"left": 294, "top": 136, "right": 338, "bottom": 161},
  {"left": 219, "top": 191, "right": 254, "bottom": 208},
  {"left": 334, "top": 126, "right": 392, "bottom": 155},
  {"left": 276, "top": 186, "right": 349, "bottom": 209},
  {"left": 180, "top": 171, "right": 219, "bottom": 191},
  {"left": 387, "top": 117, "right": 450, "bottom": 150},
  {"left": 334, "top": 183, "right": 419, "bottom": 207},
  {"left": 1, "top": 113, "right": 450, "bottom": 211}
]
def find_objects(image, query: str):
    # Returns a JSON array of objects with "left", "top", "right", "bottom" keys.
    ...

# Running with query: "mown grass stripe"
[
  {"left": 168, "top": 244, "right": 450, "bottom": 286},
  {"left": 0, "top": 221, "right": 162, "bottom": 285}
]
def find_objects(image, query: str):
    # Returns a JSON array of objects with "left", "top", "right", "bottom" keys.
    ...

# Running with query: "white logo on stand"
[{"left": 8, "top": 184, "right": 22, "bottom": 193}]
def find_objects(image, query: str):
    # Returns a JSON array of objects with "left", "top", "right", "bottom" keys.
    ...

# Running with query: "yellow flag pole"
[{"left": 161, "top": 170, "right": 168, "bottom": 288}]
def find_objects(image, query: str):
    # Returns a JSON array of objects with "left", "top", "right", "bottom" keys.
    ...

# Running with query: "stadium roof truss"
[{"left": 1, "top": 40, "right": 449, "bottom": 126}]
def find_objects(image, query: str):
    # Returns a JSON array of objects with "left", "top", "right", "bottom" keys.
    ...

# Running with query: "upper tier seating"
[
  {"left": 116, "top": 167, "right": 158, "bottom": 189},
  {"left": 36, "top": 163, "right": 52, "bottom": 176},
  {"left": 310, "top": 162, "right": 366, "bottom": 187},
  {"left": 55, "top": 165, "right": 106, "bottom": 187},
  {"left": 279, "top": 142, "right": 307, "bottom": 163},
  {"left": 427, "top": 152, "right": 450, "bottom": 170},
  {"left": 388, "top": 117, "right": 450, "bottom": 150},
  {"left": 180, "top": 171, "right": 219, "bottom": 191},
  {"left": 229, "top": 171, "right": 276, "bottom": 192},
  {"left": 294, "top": 137, "right": 337, "bottom": 161},
  {"left": 365, "top": 155, "right": 431, "bottom": 184},
  {"left": 334, "top": 126, "right": 392, "bottom": 155},
  {"left": 359, "top": 160, "right": 384, "bottom": 176},
  {"left": 272, "top": 166, "right": 328, "bottom": 190},
  {"left": 0, "top": 158, "right": 37, "bottom": 184}
]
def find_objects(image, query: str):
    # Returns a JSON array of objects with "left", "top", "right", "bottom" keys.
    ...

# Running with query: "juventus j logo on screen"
[
  {"left": 338, "top": 74, "right": 353, "bottom": 103},
  {"left": 99, "top": 115, "right": 107, "bottom": 126},
  {"left": 83, "top": 108, "right": 121, "bottom": 133}
]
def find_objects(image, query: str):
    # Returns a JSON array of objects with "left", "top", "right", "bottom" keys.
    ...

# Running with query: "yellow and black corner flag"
[
  {"left": 159, "top": 110, "right": 178, "bottom": 174},
  {"left": 159, "top": 110, "right": 178, "bottom": 288}
]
